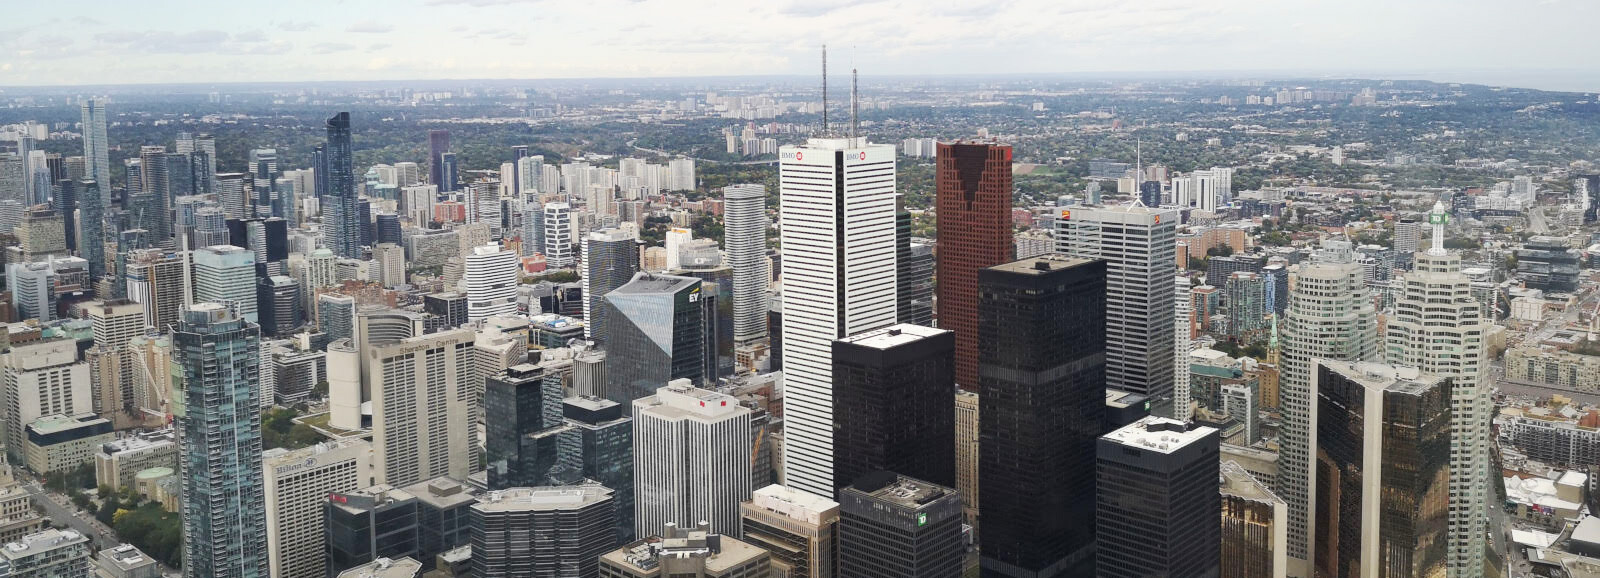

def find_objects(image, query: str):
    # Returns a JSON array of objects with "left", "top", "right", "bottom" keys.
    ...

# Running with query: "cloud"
[
  {"left": 233, "top": 29, "right": 269, "bottom": 43},
  {"left": 221, "top": 41, "right": 292, "bottom": 55},
  {"left": 346, "top": 21, "right": 395, "bottom": 34},
  {"left": 312, "top": 42, "right": 357, "bottom": 54},
  {"left": 427, "top": 0, "right": 545, "bottom": 5},
  {"left": 368, "top": 43, "right": 392, "bottom": 51},
  {"left": 94, "top": 29, "right": 232, "bottom": 52},
  {"left": 775, "top": 0, "right": 890, "bottom": 17},
  {"left": 71, "top": 16, "right": 102, "bottom": 26},
  {"left": 276, "top": 20, "right": 316, "bottom": 32}
]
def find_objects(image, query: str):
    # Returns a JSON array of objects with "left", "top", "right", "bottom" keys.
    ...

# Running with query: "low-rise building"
[
  {"left": 598, "top": 522, "right": 771, "bottom": 578},
  {"left": 0, "top": 529, "right": 91, "bottom": 577},
  {"left": 24, "top": 414, "right": 112, "bottom": 474},
  {"left": 1506, "top": 347, "right": 1600, "bottom": 392},
  {"left": 739, "top": 484, "right": 839, "bottom": 578},
  {"left": 94, "top": 428, "right": 178, "bottom": 492},
  {"left": 95, "top": 543, "right": 160, "bottom": 578},
  {"left": 335, "top": 556, "right": 423, "bottom": 578}
]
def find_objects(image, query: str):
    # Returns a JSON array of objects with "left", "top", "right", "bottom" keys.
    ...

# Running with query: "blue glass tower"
[
  {"left": 176, "top": 303, "right": 267, "bottom": 578},
  {"left": 78, "top": 179, "right": 106, "bottom": 282},
  {"left": 324, "top": 113, "right": 363, "bottom": 258}
]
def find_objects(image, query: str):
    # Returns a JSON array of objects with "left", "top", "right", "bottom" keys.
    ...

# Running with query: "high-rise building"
[
  {"left": 633, "top": 380, "right": 752, "bottom": 538},
  {"left": 317, "top": 294, "right": 356, "bottom": 343},
  {"left": 469, "top": 485, "right": 617, "bottom": 578},
  {"left": 136, "top": 145, "right": 171, "bottom": 244},
  {"left": 837, "top": 471, "right": 964, "bottom": 578},
  {"left": 602, "top": 273, "right": 707, "bottom": 409},
  {"left": 372, "top": 243, "right": 405, "bottom": 287},
  {"left": 1220, "top": 460, "right": 1287, "bottom": 578},
  {"left": 484, "top": 364, "right": 568, "bottom": 490},
  {"left": 256, "top": 276, "right": 302, "bottom": 338},
  {"left": 175, "top": 303, "right": 268, "bottom": 578},
  {"left": 831, "top": 323, "right": 955, "bottom": 491},
  {"left": 125, "top": 249, "right": 187, "bottom": 332},
  {"left": 263, "top": 438, "right": 371, "bottom": 578},
  {"left": 560, "top": 394, "right": 634, "bottom": 543},
  {"left": 77, "top": 180, "right": 106, "bottom": 281},
  {"left": 463, "top": 242, "right": 519, "bottom": 321},
  {"left": 543, "top": 202, "right": 574, "bottom": 268},
  {"left": 1, "top": 339, "right": 91, "bottom": 460},
  {"left": 953, "top": 389, "right": 979, "bottom": 526},
  {"left": 1095, "top": 417, "right": 1221, "bottom": 578},
  {"left": 324, "top": 485, "right": 420, "bottom": 574},
  {"left": 401, "top": 477, "right": 477, "bottom": 568},
  {"left": 85, "top": 299, "right": 144, "bottom": 416},
  {"left": 369, "top": 328, "right": 477, "bottom": 487},
  {"left": 325, "top": 113, "right": 363, "bottom": 258},
  {"left": 777, "top": 136, "right": 898, "bottom": 498},
  {"left": 723, "top": 184, "right": 769, "bottom": 343},
  {"left": 1055, "top": 204, "right": 1178, "bottom": 398},
  {"left": 1174, "top": 274, "right": 1194, "bottom": 422},
  {"left": 428, "top": 129, "right": 451, "bottom": 192},
  {"left": 739, "top": 485, "right": 839, "bottom": 578},
  {"left": 1384, "top": 202, "right": 1490, "bottom": 578},
  {"left": 1226, "top": 271, "right": 1268, "bottom": 341},
  {"left": 1312, "top": 361, "right": 1450, "bottom": 578},
  {"left": 978, "top": 256, "right": 1106, "bottom": 578},
  {"left": 581, "top": 228, "right": 640, "bottom": 343},
  {"left": 1278, "top": 240, "right": 1378, "bottom": 573},
  {"left": 935, "top": 141, "right": 1014, "bottom": 388},
  {"left": 192, "top": 245, "right": 258, "bottom": 323},
  {"left": 80, "top": 98, "right": 110, "bottom": 186},
  {"left": 895, "top": 200, "right": 935, "bottom": 328}
]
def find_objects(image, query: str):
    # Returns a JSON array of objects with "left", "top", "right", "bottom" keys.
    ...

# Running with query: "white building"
[
  {"left": 634, "top": 379, "right": 753, "bottom": 538},
  {"left": 463, "top": 243, "right": 519, "bottom": 322},
  {"left": 778, "top": 136, "right": 898, "bottom": 498},
  {"left": 401, "top": 184, "right": 437, "bottom": 225},
  {"left": 665, "top": 228, "right": 692, "bottom": 272},
  {"left": 1171, "top": 167, "right": 1234, "bottom": 212},
  {"left": 264, "top": 439, "right": 371, "bottom": 578},
  {"left": 1174, "top": 275, "right": 1194, "bottom": 422},
  {"left": 2, "top": 339, "right": 91, "bottom": 455},
  {"left": 192, "top": 245, "right": 259, "bottom": 322},
  {"left": 724, "top": 184, "right": 769, "bottom": 343},
  {"left": 543, "top": 202, "right": 574, "bottom": 268},
  {"left": 372, "top": 243, "right": 406, "bottom": 287}
]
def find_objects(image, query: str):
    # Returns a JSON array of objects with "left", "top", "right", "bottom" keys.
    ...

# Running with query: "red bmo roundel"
[
  {"left": 795, "top": 151, "right": 803, "bottom": 161},
  {"left": 859, "top": 152, "right": 866, "bottom": 160}
]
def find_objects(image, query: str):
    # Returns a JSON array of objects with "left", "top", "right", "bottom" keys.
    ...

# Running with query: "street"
[{"left": 21, "top": 482, "right": 178, "bottom": 575}]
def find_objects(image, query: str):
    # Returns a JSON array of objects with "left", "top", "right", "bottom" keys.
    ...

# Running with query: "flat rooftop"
[
  {"left": 335, "top": 556, "right": 424, "bottom": 578},
  {"left": 989, "top": 255, "right": 1098, "bottom": 276},
  {"left": 474, "top": 485, "right": 611, "bottom": 513},
  {"left": 1102, "top": 416, "right": 1217, "bottom": 455},
  {"left": 848, "top": 471, "right": 955, "bottom": 510},
  {"left": 611, "top": 272, "right": 698, "bottom": 295},
  {"left": 1219, "top": 461, "right": 1282, "bottom": 504},
  {"left": 836, "top": 323, "right": 948, "bottom": 350}
]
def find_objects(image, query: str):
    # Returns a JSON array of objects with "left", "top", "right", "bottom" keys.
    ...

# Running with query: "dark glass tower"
[
  {"left": 1095, "top": 417, "right": 1221, "bottom": 578},
  {"left": 256, "top": 276, "right": 302, "bottom": 338},
  {"left": 484, "top": 364, "right": 567, "bottom": 489},
  {"left": 602, "top": 273, "right": 706, "bottom": 411},
  {"left": 77, "top": 179, "right": 105, "bottom": 281},
  {"left": 831, "top": 324, "right": 956, "bottom": 492},
  {"left": 428, "top": 129, "right": 451, "bottom": 191},
  {"left": 324, "top": 487, "right": 420, "bottom": 577},
  {"left": 324, "top": 112, "right": 363, "bottom": 258},
  {"left": 935, "top": 141, "right": 1014, "bottom": 389},
  {"left": 559, "top": 395, "right": 634, "bottom": 544},
  {"left": 978, "top": 256, "right": 1106, "bottom": 578},
  {"left": 52, "top": 178, "right": 77, "bottom": 253},
  {"left": 895, "top": 198, "right": 934, "bottom": 327},
  {"left": 838, "top": 471, "right": 964, "bottom": 578}
]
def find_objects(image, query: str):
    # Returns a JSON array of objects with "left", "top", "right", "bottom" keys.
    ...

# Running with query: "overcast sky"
[{"left": 1, "top": 0, "right": 1596, "bottom": 91}]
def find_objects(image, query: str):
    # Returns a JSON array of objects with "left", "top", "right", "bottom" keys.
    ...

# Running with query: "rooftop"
[
  {"left": 1102, "top": 416, "right": 1217, "bottom": 455},
  {"left": 988, "top": 255, "right": 1098, "bottom": 276},
  {"left": 99, "top": 544, "right": 157, "bottom": 570},
  {"left": 836, "top": 323, "right": 949, "bottom": 350},
  {"left": 401, "top": 477, "right": 477, "bottom": 509},
  {"left": 98, "top": 428, "right": 177, "bottom": 455},
  {"left": 474, "top": 485, "right": 612, "bottom": 513},
  {"left": 635, "top": 379, "right": 748, "bottom": 421},
  {"left": 746, "top": 484, "right": 839, "bottom": 524},
  {"left": 335, "top": 556, "right": 424, "bottom": 578},
  {"left": 0, "top": 529, "right": 85, "bottom": 560},
  {"left": 847, "top": 471, "right": 956, "bottom": 510},
  {"left": 27, "top": 413, "right": 110, "bottom": 436},
  {"left": 610, "top": 272, "right": 699, "bottom": 295},
  {"left": 1219, "top": 461, "right": 1283, "bottom": 505}
]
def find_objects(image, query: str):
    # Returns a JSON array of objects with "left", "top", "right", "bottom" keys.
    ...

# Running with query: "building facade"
[
  {"left": 934, "top": 141, "right": 1014, "bottom": 389},
  {"left": 632, "top": 380, "right": 752, "bottom": 538},
  {"left": 1095, "top": 417, "right": 1221, "bottom": 578},
  {"left": 831, "top": 323, "right": 956, "bottom": 491}
]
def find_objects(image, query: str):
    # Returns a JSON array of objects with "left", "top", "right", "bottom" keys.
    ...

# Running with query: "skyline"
[{"left": 1, "top": 0, "right": 1598, "bottom": 93}]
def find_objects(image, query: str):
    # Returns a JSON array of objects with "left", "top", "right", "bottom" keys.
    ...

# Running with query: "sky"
[{"left": 1, "top": 0, "right": 1597, "bottom": 92}]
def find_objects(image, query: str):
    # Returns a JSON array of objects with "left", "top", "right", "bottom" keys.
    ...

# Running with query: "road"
[
  {"left": 22, "top": 482, "right": 178, "bottom": 576},
  {"left": 1528, "top": 205, "right": 1550, "bottom": 235}
]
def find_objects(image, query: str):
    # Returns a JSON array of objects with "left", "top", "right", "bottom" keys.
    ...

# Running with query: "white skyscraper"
[
  {"left": 664, "top": 228, "right": 692, "bottom": 271},
  {"left": 724, "top": 184, "right": 769, "bottom": 343},
  {"left": 668, "top": 158, "right": 696, "bottom": 192},
  {"left": 1055, "top": 204, "right": 1179, "bottom": 398},
  {"left": 80, "top": 98, "right": 110, "bottom": 186},
  {"left": 1174, "top": 274, "right": 1194, "bottom": 422},
  {"left": 369, "top": 328, "right": 477, "bottom": 486},
  {"left": 1278, "top": 239, "right": 1379, "bottom": 575},
  {"left": 1384, "top": 202, "right": 1491, "bottom": 578},
  {"left": 372, "top": 243, "right": 406, "bottom": 287},
  {"left": 1170, "top": 167, "right": 1233, "bottom": 212},
  {"left": 1, "top": 339, "right": 91, "bottom": 455},
  {"left": 778, "top": 136, "right": 897, "bottom": 498},
  {"left": 543, "top": 202, "right": 574, "bottom": 268},
  {"left": 263, "top": 438, "right": 371, "bottom": 578},
  {"left": 633, "top": 379, "right": 752, "bottom": 538},
  {"left": 464, "top": 243, "right": 519, "bottom": 321},
  {"left": 192, "top": 245, "right": 259, "bottom": 323}
]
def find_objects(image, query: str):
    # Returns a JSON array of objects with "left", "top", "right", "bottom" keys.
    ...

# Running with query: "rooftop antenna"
[
  {"left": 1135, "top": 138, "right": 1142, "bottom": 183},
  {"left": 851, "top": 67, "right": 860, "bottom": 139},
  {"left": 820, "top": 45, "right": 829, "bottom": 136}
]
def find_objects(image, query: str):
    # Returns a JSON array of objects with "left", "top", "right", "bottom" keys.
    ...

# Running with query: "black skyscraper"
[
  {"left": 325, "top": 487, "right": 419, "bottom": 577},
  {"left": 978, "top": 256, "right": 1106, "bottom": 578},
  {"left": 484, "top": 364, "right": 566, "bottom": 489},
  {"left": 838, "top": 471, "right": 965, "bottom": 578},
  {"left": 325, "top": 113, "right": 363, "bottom": 258},
  {"left": 832, "top": 324, "right": 956, "bottom": 492},
  {"left": 429, "top": 129, "right": 450, "bottom": 191},
  {"left": 1095, "top": 417, "right": 1221, "bottom": 578}
]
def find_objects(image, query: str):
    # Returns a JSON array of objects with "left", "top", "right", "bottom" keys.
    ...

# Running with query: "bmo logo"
[
  {"left": 781, "top": 151, "right": 801, "bottom": 161},
  {"left": 858, "top": 152, "right": 867, "bottom": 160}
]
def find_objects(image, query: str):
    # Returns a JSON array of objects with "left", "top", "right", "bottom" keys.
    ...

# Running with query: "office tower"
[
  {"left": 484, "top": 364, "right": 568, "bottom": 489},
  {"left": 1, "top": 339, "right": 91, "bottom": 459},
  {"left": 369, "top": 328, "right": 477, "bottom": 486},
  {"left": 978, "top": 256, "right": 1106, "bottom": 578},
  {"left": 463, "top": 242, "right": 518, "bottom": 321},
  {"left": 1278, "top": 240, "right": 1378, "bottom": 573},
  {"left": 1140, "top": 180, "right": 1162, "bottom": 207},
  {"left": 740, "top": 485, "right": 839, "bottom": 578},
  {"left": 372, "top": 243, "right": 405, "bottom": 287},
  {"left": 633, "top": 380, "right": 752, "bottom": 538},
  {"left": 1384, "top": 202, "right": 1490, "bottom": 578},
  {"left": 51, "top": 178, "right": 76, "bottom": 253},
  {"left": 192, "top": 245, "right": 258, "bottom": 322},
  {"left": 256, "top": 276, "right": 302, "bottom": 338},
  {"left": 673, "top": 265, "right": 733, "bottom": 381},
  {"left": 325, "top": 486, "right": 420, "bottom": 574},
  {"left": 75, "top": 179, "right": 106, "bottom": 280},
  {"left": 86, "top": 299, "right": 143, "bottom": 416},
  {"left": 777, "top": 136, "right": 898, "bottom": 498},
  {"left": 216, "top": 172, "right": 251, "bottom": 219},
  {"left": 428, "top": 129, "right": 450, "bottom": 191},
  {"left": 837, "top": 471, "right": 963, "bottom": 578},
  {"left": 831, "top": 324, "right": 955, "bottom": 491},
  {"left": 895, "top": 209, "right": 935, "bottom": 328},
  {"left": 1095, "top": 417, "right": 1221, "bottom": 578},
  {"left": 373, "top": 213, "right": 401, "bottom": 246},
  {"left": 334, "top": 557, "right": 421, "bottom": 578},
  {"left": 8, "top": 262, "right": 56, "bottom": 322},
  {"left": 1226, "top": 271, "right": 1268, "bottom": 341},
  {"left": 560, "top": 395, "right": 634, "bottom": 543},
  {"left": 1055, "top": 204, "right": 1178, "bottom": 398},
  {"left": 519, "top": 200, "right": 543, "bottom": 257},
  {"left": 325, "top": 113, "right": 363, "bottom": 258},
  {"left": 80, "top": 98, "right": 110, "bottom": 185},
  {"left": 175, "top": 132, "right": 217, "bottom": 190},
  {"left": 420, "top": 293, "right": 466, "bottom": 330},
  {"left": 267, "top": 343, "right": 323, "bottom": 406},
  {"left": 318, "top": 294, "right": 356, "bottom": 342},
  {"left": 954, "top": 389, "right": 979, "bottom": 524},
  {"left": 664, "top": 227, "right": 691, "bottom": 271},
  {"left": 136, "top": 146, "right": 171, "bottom": 244},
  {"left": 175, "top": 303, "right": 268, "bottom": 578},
  {"left": 263, "top": 438, "right": 371, "bottom": 578},
  {"left": 400, "top": 477, "right": 476, "bottom": 568},
  {"left": 581, "top": 228, "right": 640, "bottom": 343},
  {"left": 15, "top": 207, "right": 67, "bottom": 260},
  {"left": 723, "top": 184, "right": 769, "bottom": 342},
  {"left": 542, "top": 202, "right": 574, "bottom": 267},
  {"left": 469, "top": 485, "right": 617, "bottom": 578},
  {"left": 439, "top": 153, "right": 459, "bottom": 193},
  {"left": 1220, "top": 461, "right": 1287, "bottom": 578},
  {"left": 467, "top": 179, "right": 502, "bottom": 237},
  {"left": 401, "top": 184, "right": 436, "bottom": 226},
  {"left": 0, "top": 529, "right": 91, "bottom": 577},
  {"left": 1312, "top": 361, "right": 1449, "bottom": 578},
  {"left": 603, "top": 273, "right": 707, "bottom": 408},
  {"left": 600, "top": 522, "right": 771, "bottom": 578},
  {"left": 936, "top": 141, "right": 1014, "bottom": 388}
]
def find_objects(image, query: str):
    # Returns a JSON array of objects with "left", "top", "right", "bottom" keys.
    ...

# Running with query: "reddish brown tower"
[{"left": 936, "top": 141, "right": 1014, "bottom": 389}]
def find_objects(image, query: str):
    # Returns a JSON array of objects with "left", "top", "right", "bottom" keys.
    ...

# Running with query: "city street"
[{"left": 20, "top": 482, "right": 177, "bottom": 575}]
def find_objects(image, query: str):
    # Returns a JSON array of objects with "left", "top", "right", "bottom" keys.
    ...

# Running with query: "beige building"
[
  {"left": 24, "top": 414, "right": 112, "bottom": 474},
  {"left": 954, "top": 389, "right": 979, "bottom": 525},
  {"left": 599, "top": 522, "right": 771, "bottom": 578},
  {"left": 1221, "top": 460, "right": 1287, "bottom": 578},
  {"left": 1506, "top": 346, "right": 1600, "bottom": 392},
  {"left": 739, "top": 484, "right": 837, "bottom": 578},
  {"left": 265, "top": 438, "right": 372, "bottom": 578},
  {"left": 2, "top": 338, "right": 92, "bottom": 457},
  {"left": 370, "top": 328, "right": 477, "bottom": 486},
  {"left": 94, "top": 428, "right": 177, "bottom": 491}
]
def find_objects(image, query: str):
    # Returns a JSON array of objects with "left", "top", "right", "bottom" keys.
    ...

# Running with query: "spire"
[
  {"left": 850, "top": 67, "right": 859, "bottom": 139},
  {"left": 820, "top": 45, "right": 829, "bottom": 136},
  {"left": 1427, "top": 200, "right": 1449, "bottom": 255}
]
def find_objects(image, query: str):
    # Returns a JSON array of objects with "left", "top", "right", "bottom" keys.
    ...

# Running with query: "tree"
[{"left": 1206, "top": 245, "right": 1235, "bottom": 257}]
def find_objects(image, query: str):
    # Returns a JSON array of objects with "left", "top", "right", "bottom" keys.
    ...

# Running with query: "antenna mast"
[
  {"left": 820, "top": 45, "right": 829, "bottom": 136},
  {"left": 851, "top": 68, "right": 859, "bottom": 139}
]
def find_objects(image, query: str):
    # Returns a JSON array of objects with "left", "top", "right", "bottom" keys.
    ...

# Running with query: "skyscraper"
[
  {"left": 484, "top": 364, "right": 568, "bottom": 490},
  {"left": 1220, "top": 461, "right": 1287, "bottom": 578},
  {"left": 602, "top": 273, "right": 707, "bottom": 410},
  {"left": 777, "top": 136, "right": 898, "bottom": 498},
  {"left": 1384, "top": 202, "right": 1491, "bottom": 578},
  {"left": 325, "top": 113, "right": 363, "bottom": 258},
  {"left": 263, "top": 438, "right": 371, "bottom": 578},
  {"left": 256, "top": 276, "right": 301, "bottom": 338},
  {"left": 978, "top": 256, "right": 1106, "bottom": 578},
  {"left": 85, "top": 299, "right": 144, "bottom": 416},
  {"left": 739, "top": 485, "right": 839, "bottom": 578},
  {"left": 1278, "top": 240, "right": 1378, "bottom": 575},
  {"left": 1055, "top": 204, "right": 1178, "bottom": 398},
  {"left": 1312, "top": 361, "right": 1449, "bottom": 578},
  {"left": 192, "top": 245, "right": 258, "bottom": 323},
  {"left": 469, "top": 485, "right": 617, "bottom": 578},
  {"left": 1174, "top": 274, "right": 1194, "bottom": 422},
  {"left": 935, "top": 140, "right": 1014, "bottom": 389},
  {"left": 369, "top": 328, "right": 477, "bottom": 487},
  {"left": 543, "top": 202, "right": 574, "bottom": 268},
  {"left": 463, "top": 243, "right": 519, "bottom": 321},
  {"left": 1095, "top": 417, "right": 1221, "bottom": 578},
  {"left": 724, "top": 184, "right": 769, "bottom": 343},
  {"left": 633, "top": 380, "right": 752, "bottom": 538},
  {"left": 79, "top": 98, "right": 110, "bottom": 187},
  {"left": 77, "top": 180, "right": 106, "bottom": 281},
  {"left": 837, "top": 471, "right": 964, "bottom": 578},
  {"left": 831, "top": 323, "right": 956, "bottom": 491},
  {"left": 175, "top": 303, "right": 268, "bottom": 578},
  {"left": 581, "top": 228, "right": 640, "bottom": 343},
  {"left": 428, "top": 129, "right": 450, "bottom": 192},
  {"left": 894, "top": 199, "right": 935, "bottom": 328},
  {"left": 560, "top": 395, "right": 634, "bottom": 544},
  {"left": 136, "top": 145, "right": 171, "bottom": 245}
]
